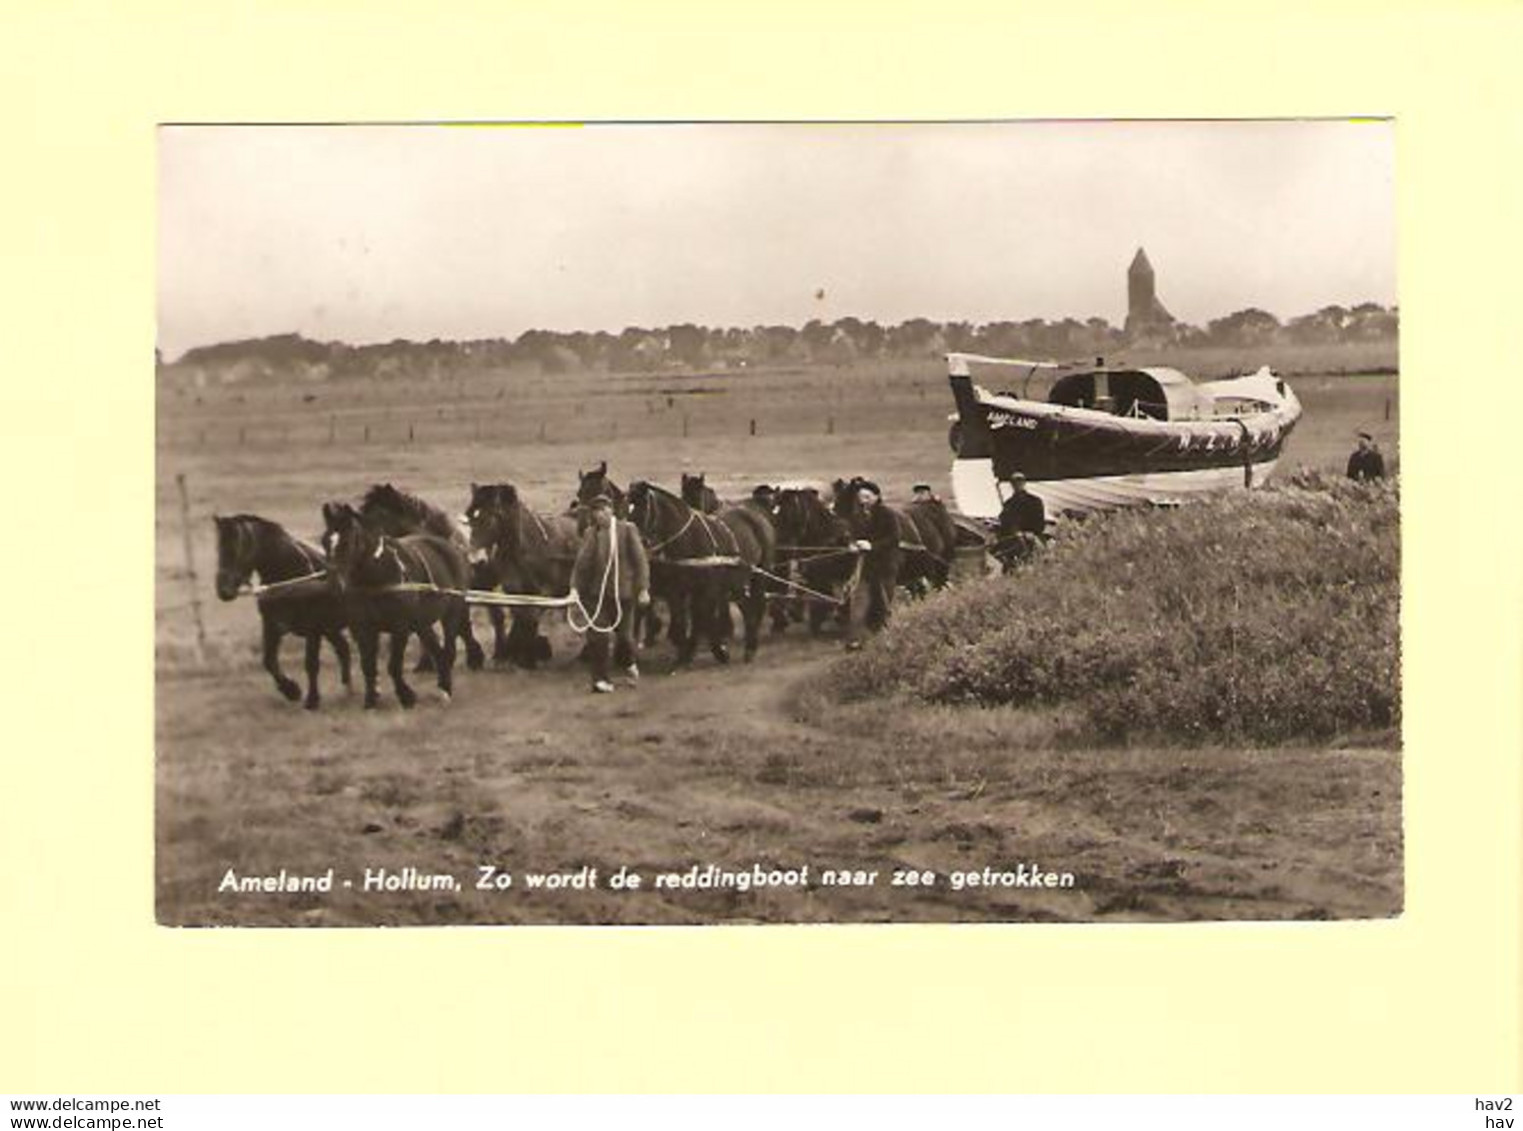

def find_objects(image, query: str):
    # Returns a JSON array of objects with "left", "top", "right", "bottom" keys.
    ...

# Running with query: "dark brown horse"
[
  {"left": 627, "top": 481, "right": 770, "bottom": 664},
  {"left": 358, "top": 483, "right": 488, "bottom": 670},
  {"left": 323, "top": 502, "right": 469, "bottom": 709},
  {"left": 680, "top": 472, "right": 723, "bottom": 514},
  {"left": 773, "top": 488, "right": 856, "bottom": 635},
  {"left": 465, "top": 482, "right": 581, "bottom": 668},
  {"left": 905, "top": 497, "right": 958, "bottom": 590},
  {"left": 574, "top": 461, "right": 628, "bottom": 522},
  {"left": 213, "top": 514, "right": 351, "bottom": 709}
]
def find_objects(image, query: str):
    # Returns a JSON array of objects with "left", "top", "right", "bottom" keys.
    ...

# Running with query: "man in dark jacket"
[
  {"left": 1346, "top": 432, "right": 1386, "bottom": 481},
  {"left": 572, "top": 494, "right": 651, "bottom": 692},
  {"left": 845, "top": 480, "right": 900, "bottom": 649},
  {"left": 995, "top": 473, "right": 1047, "bottom": 571}
]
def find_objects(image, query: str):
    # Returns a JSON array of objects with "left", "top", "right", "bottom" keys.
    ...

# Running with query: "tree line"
[{"left": 162, "top": 303, "right": 1398, "bottom": 383}]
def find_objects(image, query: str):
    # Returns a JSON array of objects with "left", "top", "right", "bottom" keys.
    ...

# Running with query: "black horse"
[
  {"left": 358, "top": 483, "right": 489, "bottom": 670},
  {"left": 574, "top": 461, "right": 628, "bottom": 522},
  {"left": 323, "top": 502, "right": 469, "bottom": 709},
  {"left": 679, "top": 472, "right": 723, "bottom": 514},
  {"left": 213, "top": 514, "right": 351, "bottom": 709},
  {"left": 773, "top": 488, "right": 856, "bottom": 635},
  {"left": 628, "top": 481, "right": 770, "bottom": 664},
  {"left": 905, "top": 496, "right": 958, "bottom": 591},
  {"left": 464, "top": 483, "right": 581, "bottom": 668}
]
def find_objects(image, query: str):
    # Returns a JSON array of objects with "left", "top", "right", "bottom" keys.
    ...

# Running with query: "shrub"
[{"left": 825, "top": 477, "right": 1399, "bottom": 745}]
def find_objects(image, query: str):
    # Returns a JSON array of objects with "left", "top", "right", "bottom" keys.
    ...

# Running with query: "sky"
[{"left": 157, "top": 120, "right": 1395, "bottom": 360}]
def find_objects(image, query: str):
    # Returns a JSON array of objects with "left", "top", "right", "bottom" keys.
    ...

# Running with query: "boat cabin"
[{"left": 1047, "top": 367, "right": 1211, "bottom": 422}]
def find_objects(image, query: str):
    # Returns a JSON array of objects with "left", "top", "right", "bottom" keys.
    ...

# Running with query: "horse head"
[
  {"left": 322, "top": 501, "right": 377, "bottom": 591},
  {"left": 359, "top": 483, "right": 409, "bottom": 535},
  {"left": 830, "top": 478, "right": 858, "bottom": 518},
  {"left": 212, "top": 514, "right": 252, "bottom": 601},
  {"left": 465, "top": 483, "right": 520, "bottom": 553},
  {"left": 681, "top": 472, "right": 707, "bottom": 508}
]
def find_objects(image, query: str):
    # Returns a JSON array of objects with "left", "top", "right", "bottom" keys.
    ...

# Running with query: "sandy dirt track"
[{"left": 157, "top": 626, "right": 1400, "bottom": 926}]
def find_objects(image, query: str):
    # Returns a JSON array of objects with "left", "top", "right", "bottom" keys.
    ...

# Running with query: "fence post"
[
  {"left": 363, "top": 423, "right": 370, "bottom": 443},
  {"left": 826, "top": 415, "right": 834, "bottom": 436},
  {"left": 408, "top": 423, "right": 415, "bottom": 443},
  {"left": 749, "top": 418, "right": 756, "bottom": 437},
  {"left": 537, "top": 420, "right": 546, "bottom": 443},
  {"left": 175, "top": 473, "right": 208, "bottom": 666},
  {"left": 682, "top": 413, "right": 689, "bottom": 438},
  {"left": 1384, "top": 397, "right": 1391, "bottom": 422}
]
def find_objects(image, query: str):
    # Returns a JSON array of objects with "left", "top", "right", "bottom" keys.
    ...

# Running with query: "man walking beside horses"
[
  {"left": 572, "top": 494, "right": 651, "bottom": 693},
  {"left": 844, "top": 480, "right": 900, "bottom": 651}
]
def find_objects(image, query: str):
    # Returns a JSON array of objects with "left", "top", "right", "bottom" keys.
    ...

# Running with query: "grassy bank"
[{"left": 825, "top": 472, "right": 1400, "bottom": 746}]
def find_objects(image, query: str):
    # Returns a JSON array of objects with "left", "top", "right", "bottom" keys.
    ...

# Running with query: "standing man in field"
[
  {"left": 1346, "top": 431, "right": 1387, "bottom": 482},
  {"left": 844, "top": 480, "right": 901, "bottom": 651},
  {"left": 995, "top": 472, "right": 1047, "bottom": 572},
  {"left": 572, "top": 494, "right": 651, "bottom": 693}
]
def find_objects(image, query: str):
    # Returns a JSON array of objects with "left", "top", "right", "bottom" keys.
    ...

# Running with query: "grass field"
[{"left": 155, "top": 347, "right": 1401, "bottom": 925}]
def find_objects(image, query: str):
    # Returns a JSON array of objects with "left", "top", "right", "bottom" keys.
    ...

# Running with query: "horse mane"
[
  {"left": 221, "top": 513, "right": 283, "bottom": 530},
  {"left": 631, "top": 480, "right": 684, "bottom": 506},
  {"left": 361, "top": 483, "right": 457, "bottom": 537}
]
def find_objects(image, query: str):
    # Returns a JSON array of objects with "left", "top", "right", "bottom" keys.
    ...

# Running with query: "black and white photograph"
[{"left": 155, "top": 120, "right": 1400, "bottom": 927}]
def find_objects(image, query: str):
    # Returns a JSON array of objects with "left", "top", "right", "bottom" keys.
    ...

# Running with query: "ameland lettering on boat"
[{"left": 945, "top": 352, "right": 1302, "bottom": 518}]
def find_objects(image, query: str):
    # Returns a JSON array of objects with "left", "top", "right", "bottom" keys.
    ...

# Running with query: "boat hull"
[{"left": 952, "top": 456, "right": 1281, "bottom": 519}]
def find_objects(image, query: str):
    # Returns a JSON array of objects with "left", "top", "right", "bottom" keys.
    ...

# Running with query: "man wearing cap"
[
  {"left": 844, "top": 479, "right": 901, "bottom": 649},
  {"left": 1346, "top": 432, "right": 1386, "bottom": 482},
  {"left": 572, "top": 493, "right": 651, "bottom": 693},
  {"left": 995, "top": 473, "right": 1047, "bottom": 571},
  {"left": 911, "top": 483, "right": 939, "bottom": 504}
]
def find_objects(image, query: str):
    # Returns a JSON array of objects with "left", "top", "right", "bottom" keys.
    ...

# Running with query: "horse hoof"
[
  {"left": 398, "top": 689, "right": 417, "bottom": 709},
  {"left": 437, "top": 690, "right": 452, "bottom": 706},
  {"left": 592, "top": 680, "right": 615, "bottom": 694},
  {"left": 364, "top": 696, "right": 379, "bottom": 710},
  {"left": 278, "top": 681, "right": 302, "bottom": 702},
  {"left": 304, "top": 696, "right": 320, "bottom": 711},
  {"left": 711, "top": 646, "right": 730, "bottom": 665},
  {"left": 466, "top": 653, "right": 485, "bottom": 672}
]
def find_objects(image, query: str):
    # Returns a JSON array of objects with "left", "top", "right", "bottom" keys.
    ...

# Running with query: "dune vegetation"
[{"left": 826, "top": 471, "right": 1400, "bottom": 747}]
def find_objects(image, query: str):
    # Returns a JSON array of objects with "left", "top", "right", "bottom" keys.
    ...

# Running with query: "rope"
[
  {"left": 236, "top": 570, "right": 330, "bottom": 599},
  {"left": 749, "top": 564, "right": 847, "bottom": 607},
  {"left": 565, "top": 522, "right": 623, "bottom": 635}
]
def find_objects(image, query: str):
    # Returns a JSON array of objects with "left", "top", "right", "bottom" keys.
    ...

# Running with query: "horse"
[
  {"left": 904, "top": 497, "right": 958, "bottom": 591},
  {"left": 213, "top": 514, "right": 351, "bottom": 709},
  {"left": 773, "top": 487, "right": 857, "bottom": 635},
  {"left": 574, "top": 461, "right": 628, "bottom": 522},
  {"left": 358, "top": 483, "right": 489, "bottom": 670},
  {"left": 627, "top": 481, "right": 770, "bottom": 664},
  {"left": 680, "top": 472, "right": 723, "bottom": 514},
  {"left": 464, "top": 482, "right": 581, "bottom": 668},
  {"left": 322, "top": 502, "right": 469, "bottom": 709}
]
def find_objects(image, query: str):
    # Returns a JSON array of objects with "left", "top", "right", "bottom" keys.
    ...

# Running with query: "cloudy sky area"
[{"left": 158, "top": 121, "right": 1394, "bottom": 360}]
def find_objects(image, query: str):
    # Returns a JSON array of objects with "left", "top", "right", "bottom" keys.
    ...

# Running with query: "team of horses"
[{"left": 212, "top": 465, "right": 976, "bottom": 709}]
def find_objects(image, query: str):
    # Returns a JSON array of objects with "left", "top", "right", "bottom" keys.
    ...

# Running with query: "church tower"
[{"left": 1125, "top": 247, "right": 1176, "bottom": 339}]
